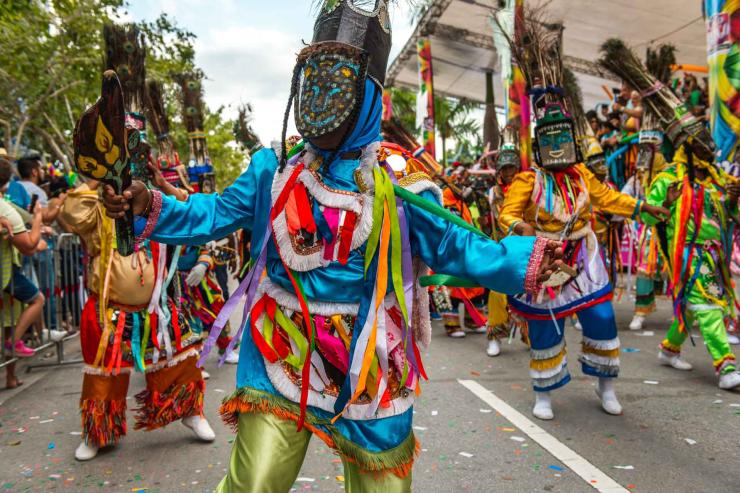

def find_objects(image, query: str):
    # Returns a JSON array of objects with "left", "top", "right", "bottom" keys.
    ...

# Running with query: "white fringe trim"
[
  {"left": 578, "top": 352, "right": 620, "bottom": 368},
  {"left": 82, "top": 365, "right": 133, "bottom": 376},
  {"left": 142, "top": 347, "right": 199, "bottom": 374},
  {"left": 259, "top": 278, "right": 360, "bottom": 316},
  {"left": 582, "top": 336, "right": 620, "bottom": 351},
  {"left": 532, "top": 367, "right": 570, "bottom": 388},
  {"left": 529, "top": 357, "right": 568, "bottom": 379},
  {"left": 530, "top": 340, "right": 566, "bottom": 360}
]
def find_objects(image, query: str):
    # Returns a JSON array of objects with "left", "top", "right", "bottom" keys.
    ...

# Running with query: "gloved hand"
[{"left": 186, "top": 262, "right": 208, "bottom": 287}]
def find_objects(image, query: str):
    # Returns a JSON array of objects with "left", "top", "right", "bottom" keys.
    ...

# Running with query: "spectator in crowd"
[
  {"left": 16, "top": 154, "right": 66, "bottom": 224},
  {"left": 0, "top": 158, "right": 47, "bottom": 387}
]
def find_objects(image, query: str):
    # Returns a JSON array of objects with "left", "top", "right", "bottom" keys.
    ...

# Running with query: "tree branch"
[{"left": 31, "top": 125, "right": 71, "bottom": 167}]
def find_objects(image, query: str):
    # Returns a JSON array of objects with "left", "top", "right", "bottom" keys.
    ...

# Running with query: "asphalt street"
[{"left": 1, "top": 292, "right": 739, "bottom": 493}]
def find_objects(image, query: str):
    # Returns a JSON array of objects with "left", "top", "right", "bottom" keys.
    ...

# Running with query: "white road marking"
[{"left": 458, "top": 379, "right": 630, "bottom": 493}]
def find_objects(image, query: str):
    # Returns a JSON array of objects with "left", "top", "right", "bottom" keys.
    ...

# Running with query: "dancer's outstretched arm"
[{"left": 103, "top": 148, "right": 278, "bottom": 246}]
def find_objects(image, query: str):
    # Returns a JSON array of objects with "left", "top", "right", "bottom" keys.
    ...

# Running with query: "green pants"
[
  {"left": 662, "top": 307, "right": 736, "bottom": 374},
  {"left": 215, "top": 412, "right": 412, "bottom": 493}
]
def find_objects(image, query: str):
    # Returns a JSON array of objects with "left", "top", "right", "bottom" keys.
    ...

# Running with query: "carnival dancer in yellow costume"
[{"left": 499, "top": 99, "right": 668, "bottom": 420}]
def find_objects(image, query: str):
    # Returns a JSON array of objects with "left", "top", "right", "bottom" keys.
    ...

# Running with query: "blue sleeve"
[
  {"left": 407, "top": 191, "right": 535, "bottom": 295},
  {"left": 139, "top": 148, "right": 278, "bottom": 246}
]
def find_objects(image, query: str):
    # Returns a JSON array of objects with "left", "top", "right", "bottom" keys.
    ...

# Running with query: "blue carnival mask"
[
  {"left": 536, "top": 122, "right": 578, "bottom": 169},
  {"left": 294, "top": 43, "right": 367, "bottom": 141}
]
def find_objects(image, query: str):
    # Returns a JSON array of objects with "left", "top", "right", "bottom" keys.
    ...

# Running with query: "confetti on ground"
[
  {"left": 470, "top": 371, "right": 480, "bottom": 376},
  {"left": 613, "top": 465, "right": 634, "bottom": 470},
  {"left": 213, "top": 389, "right": 225, "bottom": 393},
  {"left": 643, "top": 380, "right": 659, "bottom": 385},
  {"left": 7, "top": 440, "right": 21, "bottom": 446},
  {"left": 296, "top": 478, "right": 315, "bottom": 482},
  {"left": 548, "top": 465, "right": 564, "bottom": 472},
  {"left": 69, "top": 431, "right": 82, "bottom": 435},
  {"left": 413, "top": 426, "right": 428, "bottom": 431},
  {"left": 431, "top": 410, "right": 438, "bottom": 416},
  {"left": 622, "top": 347, "right": 640, "bottom": 353},
  {"left": 729, "top": 403, "right": 740, "bottom": 407},
  {"left": 684, "top": 438, "right": 697, "bottom": 445},
  {"left": 39, "top": 419, "right": 54, "bottom": 424},
  {"left": 335, "top": 476, "right": 344, "bottom": 482},
  {"left": 636, "top": 331, "right": 654, "bottom": 336},
  {"left": 499, "top": 427, "right": 516, "bottom": 432},
  {"left": 510, "top": 436, "right": 526, "bottom": 442},
  {"left": 49, "top": 474, "right": 62, "bottom": 480},
  {"left": 713, "top": 400, "right": 723, "bottom": 404},
  {"left": 479, "top": 409, "right": 492, "bottom": 413},
  {"left": 48, "top": 442, "right": 55, "bottom": 449},
  {"left": 459, "top": 452, "right": 474, "bottom": 458}
]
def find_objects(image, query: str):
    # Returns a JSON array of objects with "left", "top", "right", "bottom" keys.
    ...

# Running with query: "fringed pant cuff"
[
  {"left": 487, "top": 324, "right": 509, "bottom": 340},
  {"left": 79, "top": 370, "right": 130, "bottom": 447},
  {"left": 80, "top": 398, "right": 127, "bottom": 448},
  {"left": 134, "top": 355, "right": 205, "bottom": 431},
  {"left": 660, "top": 340, "right": 682, "bottom": 356},
  {"left": 579, "top": 337, "right": 620, "bottom": 378},
  {"left": 715, "top": 355, "right": 737, "bottom": 375},
  {"left": 219, "top": 388, "right": 419, "bottom": 479}
]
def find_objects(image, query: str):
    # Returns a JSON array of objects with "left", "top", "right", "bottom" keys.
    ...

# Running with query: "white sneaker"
[
  {"left": 223, "top": 350, "right": 239, "bottom": 364},
  {"left": 719, "top": 371, "right": 740, "bottom": 390},
  {"left": 532, "top": 392, "right": 554, "bottom": 420},
  {"left": 201, "top": 370, "right": 211, "bottom": 380},
  {"left": 74, "top": 441, "right": 99, "bottom": 461},
  {"left": 447, "top": 329, "right": 466, "bottom": 338},
  {"left": 469, "top": 326, "right": 487, "bottom": 334},
  {"left": 658, "top": 351, "right": 693, "bottom": 371},
  {"left": 728, "top": 334, "right": 740, "bottom": 345},
  {"left": 573, "top": 320, "right": 582, "bottom": 331},
  {"left": 49, "top": 329, "right": 68, "bottom": 342},
  {"left": 182, "top": 415, "right": 216, "bottom": 442},
  {"left": 629, "top": 315, "right": 645, "bottom": 331},
  {"left": 486, "top": 339, "right": 501, "bottom": 357},
  {"left": 596, "top": 378, "right": 623, "bottom": 415}
]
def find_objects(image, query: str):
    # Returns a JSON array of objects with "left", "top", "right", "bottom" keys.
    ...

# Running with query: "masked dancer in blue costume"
[{"left": 102, "top": 1, "right": 562, "bottom": 491}]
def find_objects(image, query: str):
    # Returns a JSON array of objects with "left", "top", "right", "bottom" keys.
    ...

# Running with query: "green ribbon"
[{"left": 419, "top": 273, "right": 480, "bottom": 288}]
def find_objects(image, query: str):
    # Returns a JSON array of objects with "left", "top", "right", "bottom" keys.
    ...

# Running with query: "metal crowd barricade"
[
  {"left": 26, "top": 232, "right": 85, "bottom": 372},
  {"left": 0, "top": 241, "right": 18, "bottom": 371}
]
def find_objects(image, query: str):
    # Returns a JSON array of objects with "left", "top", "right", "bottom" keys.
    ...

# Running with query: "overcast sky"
[{"left": 127, "top": 1, "right": 415, "bottom": 144}]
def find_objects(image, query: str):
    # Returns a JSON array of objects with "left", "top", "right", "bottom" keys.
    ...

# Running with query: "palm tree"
[
  {"left": 434, "top": 96, "right": 481, "bottom": 165},
  {"left": 389, "top": 87, "right": 418, "bottom": 134}
]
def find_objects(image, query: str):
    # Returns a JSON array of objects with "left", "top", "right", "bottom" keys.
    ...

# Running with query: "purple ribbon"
[{"left": 383, "top": 164, "right": 419, "bottom": 383}]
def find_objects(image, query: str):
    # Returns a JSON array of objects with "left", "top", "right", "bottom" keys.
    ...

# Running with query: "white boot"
[
  {"left": 658, "top": 351, "right": 693, "bottom": 371},
  {"left": 223, "top": 350, "right": 239, "bottom": 364},
  {"left": 596, "top": 378, "right": 622, "bottom": 415},
  {"left": 486, "top": 338, "right": 501, "bottom": 357},
  {"left": 182, "top": 415, "right": 216, "bottom": 442},
  {"left": 629, "top": 315, "right": 645, "bottom": 331},
  {"left": 74, "top": 441, "right": 99, "bottom": 461},
  {"left": 532, "top": 391, "right": 554, "bottom": 420},
  {"left": 718, "top": 370, "right": 740, "bottom": 390}
]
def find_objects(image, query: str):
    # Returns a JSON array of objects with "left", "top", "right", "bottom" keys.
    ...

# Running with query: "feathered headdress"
[
  {"left": 146, "top": 79, "right": 192, "bottom": 190},
  {"left": 173, "top": 70, "right": 213, "bottom": 189},
  {"left": 103, "top": 24, "right": 146, "bottom": 113},
  {"left": 233, "top": 103, "right": 262, "bottom": 154},
  {"left": 645, "top": 43, "right": 677, "bottom": 85},
  {"left": 599, "top": 38, "right": 713, "bottom": 155}
]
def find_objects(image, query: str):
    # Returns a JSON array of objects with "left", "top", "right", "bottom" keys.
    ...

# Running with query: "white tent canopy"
[{"left": 387, "top": 0, "right": 706, "bottom": 110}]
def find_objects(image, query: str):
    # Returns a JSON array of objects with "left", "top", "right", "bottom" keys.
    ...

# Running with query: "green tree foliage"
[{"left": 0, "top": 1, "right": 243, "bottom": 191}]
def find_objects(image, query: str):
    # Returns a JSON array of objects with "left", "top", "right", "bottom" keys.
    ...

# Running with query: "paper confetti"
[
  {"left": 296, "top": 478, "right": 315, "bottom": 483},
  {"left": 622, "top": 347, "right": 640, "bottom": 353},
  {"left": 413, "top": 426, "right": 428, "bottom": 431},
  {"left": 643, "top": 380, "right": 659, "bottom": 385},
  {"left": 510, "top": 436, "right": 526, "bottom": 442},
  {"left": 431, "top": 410, "right": 438, "bottom": 416},
  {"left": 636, "top": 331, "right": 654, "bottom": 336},
  {"left": 684, "top": 438, "right": 697, "bottom": 445},
  {"left": 459, "top": 452, "right": 474, "bottom": 458},
  {"left": 548, "top": 465, "right": 564, "bottom": 472},
  {"left": 335, "top": 476, "right": 344, "bottom": 482},
  {"left": 613, "top": 465, "right": 635, "bottom": 470},
  {"left": 39, "top": 419, "right": 54, "bottom": 424},
  {"left": 479, "top": 409, "right": 493, "bottom": 413}
]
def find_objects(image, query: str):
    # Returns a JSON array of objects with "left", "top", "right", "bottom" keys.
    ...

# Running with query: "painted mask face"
[
  {"left": 536, "top": 122, "right": 578, "bottom": 169},
  {"left": 295, "top": 44, "right": 365, "bottom": 142}
]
